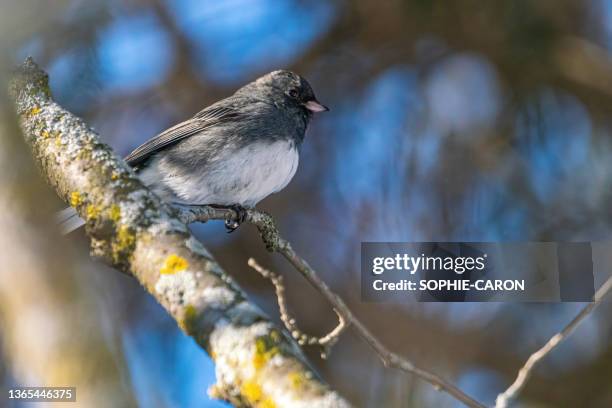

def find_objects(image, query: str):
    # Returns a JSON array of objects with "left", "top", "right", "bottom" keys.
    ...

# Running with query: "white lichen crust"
[
  {"left": 210, "top": 321, "right": 351, "bottom": 408},
  {"left": 9, "top": 58, "right": 351, "bottom": 408}
]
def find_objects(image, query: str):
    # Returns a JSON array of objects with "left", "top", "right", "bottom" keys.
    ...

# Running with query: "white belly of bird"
[{"left": 155, "top": 140, "right": 299, "bottom": 207}]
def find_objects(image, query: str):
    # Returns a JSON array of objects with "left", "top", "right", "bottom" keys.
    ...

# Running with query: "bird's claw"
[{"left": 225, "top": 205, "right": 247, "bottom": 233}]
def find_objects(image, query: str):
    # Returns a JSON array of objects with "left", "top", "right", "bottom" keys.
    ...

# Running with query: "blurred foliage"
[{"left": 2, "top": 0, "right": 612, "bottom": 407}]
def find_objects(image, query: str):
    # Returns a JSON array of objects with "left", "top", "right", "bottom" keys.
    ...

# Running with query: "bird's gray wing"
[{"left": 125, "top": 105, "right": 240, "bottom": 167}]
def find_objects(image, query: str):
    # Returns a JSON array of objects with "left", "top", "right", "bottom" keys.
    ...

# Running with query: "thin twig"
[
  {"left": 495, "top": 275, "right": 612, "bottom": 408},
  {"left": 248, "top": 258, "right": 347, "bottom": 359},
  {"left": 177, "top": 205, "right": 488, "bottom": 408}
]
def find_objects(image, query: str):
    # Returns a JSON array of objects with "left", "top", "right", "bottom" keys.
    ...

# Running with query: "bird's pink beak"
[{"left": 304, "top": 100, "right": 329, "bottom": 113}]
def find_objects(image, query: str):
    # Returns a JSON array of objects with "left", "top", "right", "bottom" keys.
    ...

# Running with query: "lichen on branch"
[{"left": 9, "top": 58, "right": 351, "bottom": 408}]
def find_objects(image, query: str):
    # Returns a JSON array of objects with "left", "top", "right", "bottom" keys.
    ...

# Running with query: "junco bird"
[{"left": 58, "top": 70, "right": 328, "bottom": 233}]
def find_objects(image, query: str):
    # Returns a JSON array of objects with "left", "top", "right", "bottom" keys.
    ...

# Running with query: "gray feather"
[{"left": 125, "top": 105, "right": 242, "bottom": 167}]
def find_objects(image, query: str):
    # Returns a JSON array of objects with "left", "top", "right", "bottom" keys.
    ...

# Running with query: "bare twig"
[
  {"left": 248, "top": 258, "right": 347, "bottom": 359},
  {"left": 177, "top": 205, "right": 488, "bottom": 408},
  {"left": 495, "top": 275, "right": 612, "bottom": 408}
]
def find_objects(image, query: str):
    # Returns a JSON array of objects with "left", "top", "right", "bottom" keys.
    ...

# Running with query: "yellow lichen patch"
[
  {"left": 241, "top": 381, "right": 262, "bottom": 403},
  {"left": 240, "top": 381, "right": 276, "bottom": 408},
  {"left": 252, "top": 352, "right": 266, "bottom": 370},
  {"left": 160, "top": 254, "right": 189, "bottom": 275},
  {"left": 112, "top": 225, "right": 136, "bottom": 262},
  {"left": 180, "top": 304, "right": 197, "bottom": 332},
  {"left": 86, "top": 204, "right": 101, "bottom": 220},
  {"left": 43, "top": 130, "right": 60, "bottom": 139},
  {"left": 109, "top": 204, "right": 121, "bottom": 222},
  {"left": 184, "top": 304, "right": 197, "bottom": 321},
  {"left": 70, "top": 191, "right": 83, "bottom": 207},
  {"left": 288, "top": 371, "right": 306, "bottom": 390},
  {"left": 252, "top": 336, "right": 280, "bottom": 370},
  {"left": 239, "top": 335, "right": 283, "bottom": 407},
  {"left": 269, "top": 330, "right": 281, "bottom": 343},
  {"left": 117, "top": 225, "right": 135, "bottom": 247},
  {"left": 255, "top": 338, "right": 267, "bottom": 354},
  {"left": 259, "top": 398, "right": 276, "bottom": 408}
]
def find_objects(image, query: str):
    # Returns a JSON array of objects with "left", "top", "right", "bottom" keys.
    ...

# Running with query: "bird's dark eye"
[{"left": 288, "top": 89, "right": 299, "bottom": 99}]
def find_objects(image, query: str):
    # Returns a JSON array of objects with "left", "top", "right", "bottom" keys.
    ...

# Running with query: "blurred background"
[{"left": 2, "top": 0, "right": 612, "bottom": 406}]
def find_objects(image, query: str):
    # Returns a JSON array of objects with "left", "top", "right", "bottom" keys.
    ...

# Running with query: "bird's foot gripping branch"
[{"left": 9, "top": 58, "right": 351, "bottom": 408}]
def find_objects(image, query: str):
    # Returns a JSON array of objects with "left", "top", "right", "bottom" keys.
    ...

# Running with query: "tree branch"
[
  {"left": 179, "top": 196, "right": 612, "bottom": 408},
  {"left": 9, "top": 58, "right": 351, "bottom": 408},
  {"left": 247, "top": 258, "right": 347, "bottom": 359},
  {"left": 495, "top": 275, "right": 612, "bottom": 408},
  {"left": 176, "top": 207, "right": 488, "bottom": 408}
]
